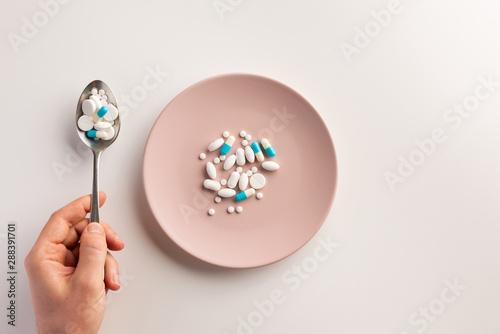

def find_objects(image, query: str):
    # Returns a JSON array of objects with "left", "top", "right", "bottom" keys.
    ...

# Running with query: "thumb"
[{"left": 72, "top": 223, "right": 107, "bottom": 287}]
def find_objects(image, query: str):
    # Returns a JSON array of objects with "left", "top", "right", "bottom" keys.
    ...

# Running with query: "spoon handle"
[{"left": 90, "top": 150, "right": 102, "bottom": 223}]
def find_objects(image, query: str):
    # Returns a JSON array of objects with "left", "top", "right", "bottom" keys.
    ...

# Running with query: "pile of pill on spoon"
[
  {"left": 200, "top": 130, "right": 280, "bottom": 216},
  {"left": 77, "top": 88, "right": 119, "bottom": 140}
]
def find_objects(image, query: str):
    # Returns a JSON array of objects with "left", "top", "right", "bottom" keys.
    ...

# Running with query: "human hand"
[{"left": 25, "top": 192, "right": 125, "bottom": 334}]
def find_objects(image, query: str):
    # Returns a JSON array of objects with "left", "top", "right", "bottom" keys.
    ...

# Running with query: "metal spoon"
[{"left": 76, "top": 80, "right": 120, "bottom": 223}]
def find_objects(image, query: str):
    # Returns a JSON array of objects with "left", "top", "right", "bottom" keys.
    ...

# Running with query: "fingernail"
[
  {"left": 115, "top": 233, "right": 124, "bottom": 243},
  {"left": 88, "top": 223, "right": 103, "bottom": 234},
  {"left": 113, "top": 274, "right": 121, "bottom": 286}
]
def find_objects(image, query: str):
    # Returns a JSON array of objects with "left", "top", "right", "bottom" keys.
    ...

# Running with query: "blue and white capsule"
[
  {"left": 251, "top": 142, "right": 265, "bottom": 162},
  {"left": 220, "top": 136, "right": 235, "bottom": 155},
  {"left": 235, "top": 188, "right": 255, "bottom": 202},
  {"left": 86, "top": 130, "right": 108, "bottom": 139},
  {"left": 97, "top": 106, "right": 108, "bottom": 118},
  {"left": 261, "top": 138, "right": 276, "bottom": 157}
]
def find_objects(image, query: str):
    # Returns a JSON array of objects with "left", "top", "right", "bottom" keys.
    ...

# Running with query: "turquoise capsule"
[
  {"left": 97, "top": 106, "right": 108, "bottom": 118},
  {"left": 220, "top": 136, "right": 235, "bottom": 155},
  {"left": 86, "top": 130, "right": 107, "bottom": 139},
  {"left": 251, "top": 142, "right": 264, "bottom": 162},
  {"left": 261, "top": 138, "right": 276, "bottom": 157},
  {"left": 235, "top": 188, "right": 256, "bottom": 201}
]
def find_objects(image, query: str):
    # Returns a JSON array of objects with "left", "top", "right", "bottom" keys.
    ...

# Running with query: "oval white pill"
[
  {"left": 262, "top": 161, "right": 280, "bottom": 171},
  {"left": 236, "top": 206, "right": 243, "bottom": 213},
  {"left": 223, "top": 154, "right": 236, "bottom": 170},
  {"left": 245, "top": 146, "right": 255, "bottom": 163},
  {"left": 204, "top": 179, "right": 221, "bottom": 191},
  {"left": 206, "top": 162, "right": 217, "bottom": 179},
  {"left": 218, "top": 189, "right": 236, "bottom": 198},
  {"left": 94, "top": 121, "right": 111, "bottom": 131},
  {"left": 199, "top": 153, "right": 206, "bottom": 160},
  {"left": 227, "top": 172, "right": 240, "bottom": 188},
  {"left": 215, "top": 196, "right": 221, "bottom": 203},
  {"left": 236, "top": 148, "right": 245, "bottom": 166},
  {"left": 252, "top": 167, "right": 258, "bottom": 173},
  {"left": 240, "top": 131, "right": 246, "bottom": 137},
  {"left": 256, "top": 192, "right": 263, "bottom": 199},
  {"left": 102, "top": 126, "right": 115, "bottom": 140},
  {"left": 208, "top": 138, "right": 224, "bottom": 151},
  {"left": 223, "top": 131, "right": 229, "bottom": 138},
  {"left": 77, "top": 115, "right": 94, "bottom": 131},
  {"left": 239, "top": 173, "right": 248, "bottom": 191},
  {"left": 104, "top": 104, "right": 119, "bottom": 121},
  {"left": 227, "top": 206, "right": 234, "bottom": 213},
  {"left": 89, "top": 95, "right": 102, "bottom": 111},
  {"left": 208, "top": 208, "right": 215, "bottom": 216},
  {"left": 82, "top": 99, "right": 97, "bottom": 115},
  {"left": 250, "top": 173, "right": 266, "bottom": 189}
]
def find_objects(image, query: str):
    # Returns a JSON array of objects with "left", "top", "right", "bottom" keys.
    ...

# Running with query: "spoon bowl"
[{"left": 76, "top": 80, "right": 120, "bottom": 223}]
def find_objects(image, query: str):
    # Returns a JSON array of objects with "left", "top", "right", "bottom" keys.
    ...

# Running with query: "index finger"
[{"left": 36, "top": 192, "right": 107, "bottom": 245}]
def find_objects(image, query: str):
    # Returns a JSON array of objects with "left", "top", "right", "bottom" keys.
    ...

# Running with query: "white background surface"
[{"left": 1, "top": 0, "right": 500, "bottom": 333}]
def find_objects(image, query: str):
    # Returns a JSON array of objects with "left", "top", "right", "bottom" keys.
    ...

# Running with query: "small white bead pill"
[
  {"left": 256, "top": 192, "right": 263, "bottom": 199},
  {"left": 206, "top": 162, "right": 217, "bottom": 179},
  {"left": 236, "top": 206, "right": 243, "bottom": 213},
  {"left": 240, "top": 131, "right": 246, "bottom": 137},
  {"left": 208, "top": 138, "right": 224, "bottom": 151},
  {"left": 262, "top": 161, "right": 280, "bottom": 171},
  {"left": 245, "top": 146, "right": 255, "bottom": 163},
  {"left": 242, "top": 140, "right": 248, "bottom": 146},
  {"left": 199, "top": 153, "right": 206, "bottom": 160},
  {"left": 252, "top": 167, "right": 258, "bottom": 173},
  {"left": 236, "top": 167, "right": 243, "bottom": 173},
  {"left": 214, "top": 157, "right": 220, "bottom": 164},
  {"left": 227, "top": 206, "right": 234, "bottom": 213},
  {"left": 250, "top": 173, "right": 266, "bottom": 189},
  {"left": 245, "top": 134, "right": 251, "bottom": 141},
  {"left": 215, "top": 196, "right": 221, "bottom": 203},
  {"left": 246, "top": 170, "right": 253, "bottom": 177},
  {"left": 220, "top": 155, "right": 226, "bottom": 161},
  {"left": 98, "top": 89, "right": 105, "bottom": 95},
  {"left": 223, "top": 154, "right": 236, "bottom": 170},
  {"left": 208, "top": 208, "right": 215, "bottom": 216},
  {"left": 223, "top": 131, "right": 229, "bottom": 138},
  {"left": 91, "top": 88, "right": 98, "bottom": 95},
  {"left": 221, "top": 179, "right": 227, "bottom": 186},
  {"left": 101, "top": 94, "right": 108, "bottom": 101}
]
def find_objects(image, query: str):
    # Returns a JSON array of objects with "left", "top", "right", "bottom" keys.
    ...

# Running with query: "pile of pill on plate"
[
  {"left": 200, "top": 130, "right": 280, "bottom": 216},
  {"left": 77, "top": 88, "right": 119, "bottom": 140}
]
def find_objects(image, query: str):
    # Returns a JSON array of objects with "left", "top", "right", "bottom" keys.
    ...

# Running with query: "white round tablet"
[
  {"left": 236, "top": 167, "right": 243, "bottom": 173},
  {"left": 82, "top": 99, "right": 96, "bottom": 115},
  {"left": 236, "top": 206, "right": 243, "bottom": 213},
  {"left": 251, "top": 167, "right": 258, "bottom": 173},
  {"left": 77, "top": 115, "right": 94, "bottom": 131},
  {"left": 240, "top": 131, "right": 246, "bottom": 137},
  {"left": 246, "top": 170, "right": 253, "bottom": 177},
  {"left": 215, "top": 196, "right": 221, "bottom": 203},
  {"left": 208, "top": 209, "right": 215, "bottom": 216},
  {"left": 220, "top": 155, "right": 226, "bottom": 161},
  {"left": 214, "top": 157, "right": 220, "bottom": 164},
  {"left": 223, "top": 131, "right": 229, "bottom": 138},
  {"left": 256, "top": 192, "right": 263, "bottom": 199},
  {"left": 245, "top": 134, "right": 251, "bottom": 141},
  {"left": 250, "top": 173, "right": 266, "bottom": 189},
  {"left": 227, "top": 206, "right": 234, "bottom": 213},
  {"left": 242, "top": 140, "right": 248, "bottom": 146},
  {"left": 221, "top": 179, "right": 227, "bottom": 186},
  {"left": 98, "top": 89, "right": 105, "bottom": 95},
  {"left": 104, "top": 104, "right": 118, "bottom": 121},
  {"left": 91, "top": 88, "right": 98, "bottom": 95},
  {"left": 199, "top": 153, "right": 206, "bottom": 160}
]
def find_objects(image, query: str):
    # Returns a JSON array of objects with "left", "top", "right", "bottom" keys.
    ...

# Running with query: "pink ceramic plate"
[{"left": 143, "top": 73, "right": 337, "bottom": 268}]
